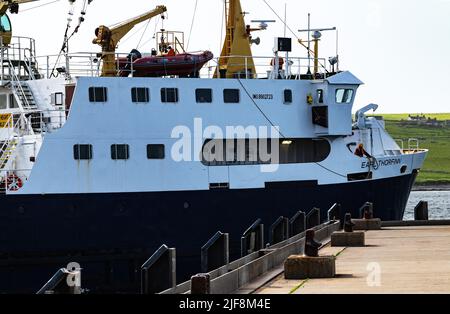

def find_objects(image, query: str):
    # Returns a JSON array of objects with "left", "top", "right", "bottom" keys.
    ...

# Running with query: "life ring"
[{"left": 6, "top": 174, "right": 23, "bottom": 192}]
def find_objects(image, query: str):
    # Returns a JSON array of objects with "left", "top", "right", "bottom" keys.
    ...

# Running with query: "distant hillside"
[
  {"left": 377, "top": 114, "right": 450, "bottom": 185},
  {"left": 380, "top": 113, "right": 450, "bottom": 121}
]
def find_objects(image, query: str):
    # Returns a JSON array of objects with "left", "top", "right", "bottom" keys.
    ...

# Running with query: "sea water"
[{"left": 404, "top": 191, "right": 450, "bottom": 220}]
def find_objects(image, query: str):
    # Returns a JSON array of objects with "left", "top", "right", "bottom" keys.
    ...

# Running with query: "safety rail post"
[
  {"left": 290, "top": 211, "right": 306, "bottom": 237},
  {"left": 131, "top": 55, "right": 134, "bottom": 78},
  {"left": 269, "top": 216, "right": 289, "bottom": 245},
  {"left": 141, "top": 245, "right": 176, "bottom": 294},
  {"left": 241, "top": 219, "right": 264, "bottom": 257},
  {"left": 306, "top": 208, "right": 321, "bottom": 229},
  {"left": 328, "top": 203, "right": 342, "bottom": 225},
  {"left": 245, "top": 57, "right": 248, "bottom": 79},
  {"left": 36, "top": 265, "right": 82, "bottom": 295},
  {"left": 1, "top": 37, "right": 3, "bottom": 82},
  {"left": 408, "top": 138, "right": 419, "bottom": 151},
  {"left": 201, "top": 231, "right": 229, "bottom": 273},
  {"left": 395, "top": 139, "right": 405, "bottom": 152}
]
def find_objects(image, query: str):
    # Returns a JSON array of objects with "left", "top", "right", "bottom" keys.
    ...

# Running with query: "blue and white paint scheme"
[{"left": 0, "top": 35, "right": 427, "bottom": 293}]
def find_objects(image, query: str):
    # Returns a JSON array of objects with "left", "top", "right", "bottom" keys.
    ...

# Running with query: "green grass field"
[
  {"left": 378, "top": 114, "right": 450, "bottom": 185},
  {"left": 380, "top": 113, "right": 450, "bottom": 121}
]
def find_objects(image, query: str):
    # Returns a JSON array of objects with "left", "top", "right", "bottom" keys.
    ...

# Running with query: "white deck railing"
[
  {"left": 0, "top": 36, "right": 39, "bottom": 83},
  {"left": 35, "top": 51, "right": 330, "bottom": 80}
]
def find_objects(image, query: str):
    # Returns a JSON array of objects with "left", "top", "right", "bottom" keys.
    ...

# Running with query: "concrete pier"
[
  {"left": 331, "top": 231, "right": 365, "bottom": 247},
  {"left": 256, "top": 225, "right": 450, "bottom": 294}
]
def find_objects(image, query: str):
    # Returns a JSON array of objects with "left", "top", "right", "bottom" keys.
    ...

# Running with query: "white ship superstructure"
[{"left": 0, "top": 0, "right": 427, "bottom": 293}]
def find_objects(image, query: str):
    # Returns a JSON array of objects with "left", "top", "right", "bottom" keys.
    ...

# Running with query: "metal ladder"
[
  {"left": 0, "top": 137, "right": 18, "bottom": 170},
  {"left": 7, "top": 60, "right": 38, "bottom": 111},
  {"left": 12, "top": 82, "right": 38, "bottom": 111},
  {"left": 0, "top": 114, "right": 21, "bottom": 170},
  {"left": 224, "top": 0, "right": 233, "bottom": 56}
]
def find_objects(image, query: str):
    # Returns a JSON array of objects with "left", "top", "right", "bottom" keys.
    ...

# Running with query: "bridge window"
[
  {"left": 196, "top": 89, "right": 213, "bottom": 103},
  {"left": 111, "top": 144, "right": 129, "bottom": 160},
  {"left": 223, "top": 89, "right": 240, "bottom": 103},
  {"left": 335, "top": 89, "right": 354, "bottom": 104},
  {"left": 147, "top": 144, "right": 165, "bottom": 159},
  {"left": 284, "top": 89, "right": 292, "bottom": 104},
  {"left": 161, "top": 88, "right": 179, "bottom": 103},
  {"left": 89, "top": 87, "right": 108, "bottom": 102},
  {"left": 0, "top": 15, "right": 11, "bottom": 33},
  {"left": 73, "top": 144, "right": 93, "bottom": 160},
  {"left": 131, "top": 87, "right": 150, "bottom": 103}
]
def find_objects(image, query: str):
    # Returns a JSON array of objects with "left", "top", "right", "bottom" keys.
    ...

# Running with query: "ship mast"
[{"left": 215, "top": 0, "right": 256, "bottom": 79}]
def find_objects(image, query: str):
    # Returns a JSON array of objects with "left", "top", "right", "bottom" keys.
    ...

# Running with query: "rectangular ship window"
[
  {"left": 73, "top": 144, "right": 93, "bottom": 160},
  {"left": 0, "top": 94, "right": 6, "bottom": 109},
  {"left": 284, "top": 89, "right": 293, "bottom": 104},
  {"left": 347, "top": 172, "right": 373, "bottom": 181},
  {"left": 161, "top": 88, "right": 179, "bottom": 103},
  {"left": 196, "top": 89, "right": 213, "bottom": 103},
  {"left": 201, "top": 138, "right": 330, "bottom": 166},
  {"left": 335, "top": 89, "right": 354, "bottom": 104},
  {"left": 9, "top": 94, "right": 19, "bottom": 109},
  {"left": 111, "top": 144, "right": 130, "bottom": 160},
  {"left": 131, "top": 87, "right": 150, "bottom": 103},
  {"left": 147, "top": 144, "right": 165, "bottom": 159},
  {"left": 317, "top": 89, "right": 324, "bottom": 103},
  {"left": 223, "top": 89, "right": 240, "bottom": 103},
  {"left": 89, "top": 87, "right": 108, "bottom": 102}
]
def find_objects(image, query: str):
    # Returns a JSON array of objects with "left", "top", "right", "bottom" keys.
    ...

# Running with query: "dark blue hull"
[{"left": 0, "top": 173, "right": 417, "bottom": 293}]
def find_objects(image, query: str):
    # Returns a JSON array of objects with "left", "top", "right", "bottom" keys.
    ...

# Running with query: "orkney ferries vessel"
[{"left": 0, "top": 0, "right": 427, "bottom": 293}]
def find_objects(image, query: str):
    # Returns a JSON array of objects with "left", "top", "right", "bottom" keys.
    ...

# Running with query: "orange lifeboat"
[{"left": 118, "top": 49, "right": 214, "bottom": 78}]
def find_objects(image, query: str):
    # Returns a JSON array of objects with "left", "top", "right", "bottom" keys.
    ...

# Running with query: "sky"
[{"left": 9, "top": 0, "right": 450, "bottom": 113}]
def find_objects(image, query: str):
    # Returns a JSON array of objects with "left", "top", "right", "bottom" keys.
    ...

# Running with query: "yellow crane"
[
  {"left": 216, "top": 0, "right": 264, "bottom": 79},
  {"left": 0, "top": 0, "right": 39, "bottom": 45},
  {"left": 93, "top": 5, "right": 167, "bottom": 77}
]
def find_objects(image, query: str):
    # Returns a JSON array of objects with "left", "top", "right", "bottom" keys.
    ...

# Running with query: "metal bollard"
[
  {"left": 304, "top": 229, "right": 322, "bottom": 257},
  {"left": 359, "top": 202, "right": 374, "bottom": 219},
  {"left": 191, "top": 273, "right": 211, "bottom": 295},
  {"left": 344, "top": 213, "right": 355, "bottom": 233},
  {"left": 414, "top": 201, "right": 429, "bottom": 221}
]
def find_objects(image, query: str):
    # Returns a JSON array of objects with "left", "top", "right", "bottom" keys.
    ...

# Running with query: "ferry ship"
[{"left": 0, "top": 0, "right": 427, "bottom": 293}]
